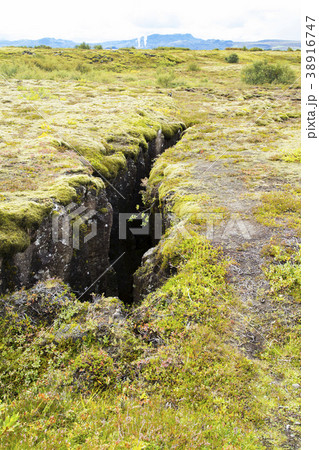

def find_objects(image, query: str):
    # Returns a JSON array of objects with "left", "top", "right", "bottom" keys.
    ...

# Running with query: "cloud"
[
  {"left": 132, "top": 13, "right": 181, "bottom": 29},
  {"left": 0, "top": 0, "right": 300, "bottom": 42}
]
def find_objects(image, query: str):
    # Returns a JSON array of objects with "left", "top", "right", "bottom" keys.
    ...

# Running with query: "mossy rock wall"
[
  {"left": 0, "top": 129, "right": 183, "bottom": 296},
  {"left": 0, "top": 185, "right": 116, "bottom": 296}
]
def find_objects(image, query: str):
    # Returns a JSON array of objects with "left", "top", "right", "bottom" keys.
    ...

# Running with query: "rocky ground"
[
  {"left": 0, "top": 47, "right": 300, "bottom": 448},
  {"left": 139, "top": 81, "right": 300, "bottom": 447}
]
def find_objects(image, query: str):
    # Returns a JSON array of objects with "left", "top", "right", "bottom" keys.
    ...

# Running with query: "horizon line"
[{"left": 0, "top": 33, "right": 301, "bottom": 44}]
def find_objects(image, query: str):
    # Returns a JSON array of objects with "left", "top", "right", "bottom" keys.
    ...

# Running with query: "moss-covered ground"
[
  {"left": 0, "top": 68, "right": 184, "bottom": 256},
  {"left": 0, "top": 47, "right": 300, "bottom": 448}
]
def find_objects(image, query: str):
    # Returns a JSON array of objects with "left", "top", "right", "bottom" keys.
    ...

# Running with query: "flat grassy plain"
[{"left": 0, "top": 47, "right": 300, "bottom": 448}]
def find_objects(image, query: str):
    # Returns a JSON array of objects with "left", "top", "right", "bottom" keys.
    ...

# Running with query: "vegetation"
[
  {"left": 187, "top": 62, "right": 200, "bottom": 71},
  {"left": 0, "top": 233, "right": 299, "bottom": 447},
  {"left": 0, "top": 46, "right": 300, "bottom": 448},
  {"left": 75, "top": 42, "right": 91, "bottom": 49},
  {"left": 34, "top": 45, "right": 52, "bottom": 49},
  {"left": 0, "top": 76, "right": 185, "bottom": 256},
  {"left": 254, "top": 187, "right": 301, "bottom": 232},
  {"left": 242, "top": 60, "right": 296, "bottom": 84},
  {"left": 0, "top": 46, "right": 300, "bottom": 83},
  {"left": 225, "top": 53, "right": 239, "bottom": 63},
  {"left": 156, "top": 69, "right": 177, "bottom": 87}
]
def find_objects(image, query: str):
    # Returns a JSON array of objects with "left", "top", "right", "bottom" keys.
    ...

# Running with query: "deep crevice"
[
  {"left": 109, "top": 197, "right": 157, "bottom": 304},
  {"left": 107, "top": 132, "right": 182, "bottom": 304},
  {"left": 0, "top": 131, "right": 183, "bottom": 303}
]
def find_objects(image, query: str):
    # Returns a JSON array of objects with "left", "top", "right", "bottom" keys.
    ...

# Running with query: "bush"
[
  {"left": 156, "top": 46, "right": 190, "bottom": 50},
  {"left": 75, "top": 42, "right": 91, "bottom": 50},
  {"left": 225, "top": 53, "right": 239, "bottom": 63},
  {"left": 75, "top": 62, "right": 90, "bottom": 73},
  {"left": 156, "top": 69, "right": 176, "bottom": 88},
  {"left": 187, "top": 62, "right": 200, "bottom": 71},
  {"left": 241, "top": 60, "right": 296, "bottom": 85},
  {"left": 0, "top": 63, "right": 18, "bottom": 78},
  {"left": 249, "top": 47, "right": 263, "bottom": 51},
  {"left": 94, "top": 44, "right": 103, "bottom": 50},
  {"left": 72, "top": 349, "right": 117, "bottom": 392}
]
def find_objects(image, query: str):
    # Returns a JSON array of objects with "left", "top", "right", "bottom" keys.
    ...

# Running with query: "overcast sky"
[{"left": 1, "top": 0, "right": 300, "bottom": 42}]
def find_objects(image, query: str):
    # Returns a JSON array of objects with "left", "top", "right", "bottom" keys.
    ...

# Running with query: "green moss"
[
  {"left": 262, "top": 243, "right": 301, "bottom": 300},
  {"left": 0, "top": 82, "right": 185, "bottom": 257},
  {"left": 171, "top": 193, "right": 210, "bottom": 223},
  {"left": 270, "top": 147, "right": 301, "bottom": 163},
  {"left": 0, "top": 223, "right": 29, "bottom": 256},
  {"left": 160, "top": 121, "right": 185, "bottom": 139},
  {"left": 0, "top": 200, "right": 52, "bottom": 255},
  {"left": 254, "top": 187, "right": 300, "bottom": 231},
  {"left": 0, "top": 175, "right": 105, "bottom": 256},
  {"left": 264, "top": 258, "right": 301, "bottom": 300},
  {"left": 148, "top": 159, "right": 169, "bottom": 185},
  {"left": 94, "top": 153, "right": 127, "bottom": 178}
]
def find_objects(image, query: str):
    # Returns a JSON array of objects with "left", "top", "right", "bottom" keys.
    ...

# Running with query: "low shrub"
[
  {"left": 34, "top": 45, "right": 51, "bottom": 49},
  {"left": 156, "top": 69, "right": 176, "bottom": 88},
  {"left": 75, "top": 42, "right": 91, "bottom": 50},
  {"left": 71, "top": 349, "right": 117, "bottom": 393},
  {"left": 187, "top": 62, "right": 200, "bottom": 71},
  {"left": 242, "top": 60, "right": 296, "bottom": 84},
  {"left": 0, "top": 63, "right": 18, "bottom": 78},
  {"left": 225, "top": 53, "right": 239, "bottom": 63}
]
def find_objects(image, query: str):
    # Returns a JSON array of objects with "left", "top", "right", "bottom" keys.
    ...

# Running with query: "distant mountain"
[
  {"left": 134, "top": 34, "right": 234, "bottom": 50},
  {"left": 232, "top": 39, "right": 301, "bottom": 50},
  {"left": 0, "top": 37, "right": 76, "bottom": 48},
  {"left": 0, "top": 34, "right": 301, "bottom": 50}
]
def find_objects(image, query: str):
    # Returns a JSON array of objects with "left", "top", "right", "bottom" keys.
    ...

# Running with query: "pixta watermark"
[
  {"left": 52, "top": 207, "right": 252, "bottom": 249},
  {"left": 52, "top": 203, "right": 98, "bottom": 250}
]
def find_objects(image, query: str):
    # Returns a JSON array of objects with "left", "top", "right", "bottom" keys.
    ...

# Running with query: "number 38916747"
[{"left": 306, "top": 16, "right": 316, "bottom": 79}]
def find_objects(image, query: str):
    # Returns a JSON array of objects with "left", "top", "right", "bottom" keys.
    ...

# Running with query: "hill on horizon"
[{"left": 0, "top": 33, "right": 301, "bottom": 50}]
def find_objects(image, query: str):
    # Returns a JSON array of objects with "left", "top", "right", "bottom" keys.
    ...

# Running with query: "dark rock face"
[
  {"left": 0, "top": 186, "right": 116, "bottom": 298},
  {"left": 0, "top": 130, "right": 182, "bottom": 300},
  {"left": 133, "top": 246, "right": 163, "bottom": 301}
]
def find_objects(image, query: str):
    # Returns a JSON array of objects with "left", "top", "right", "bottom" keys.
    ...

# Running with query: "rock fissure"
[{"left": 0, "top": 129, "right": 183, "bottom": 302}]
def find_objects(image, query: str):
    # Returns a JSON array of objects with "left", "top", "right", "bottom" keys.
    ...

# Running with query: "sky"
[{"left": 0, "top": 0, "right": 300, "bottom": 42}]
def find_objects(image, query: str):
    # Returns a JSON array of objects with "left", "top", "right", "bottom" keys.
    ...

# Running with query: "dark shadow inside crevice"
[
  {"left": 97, "top": 131, "right": 183, "bottom": 304},
  {"left": 109, "top": 195, "right": 160, "bottom": 304}
]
